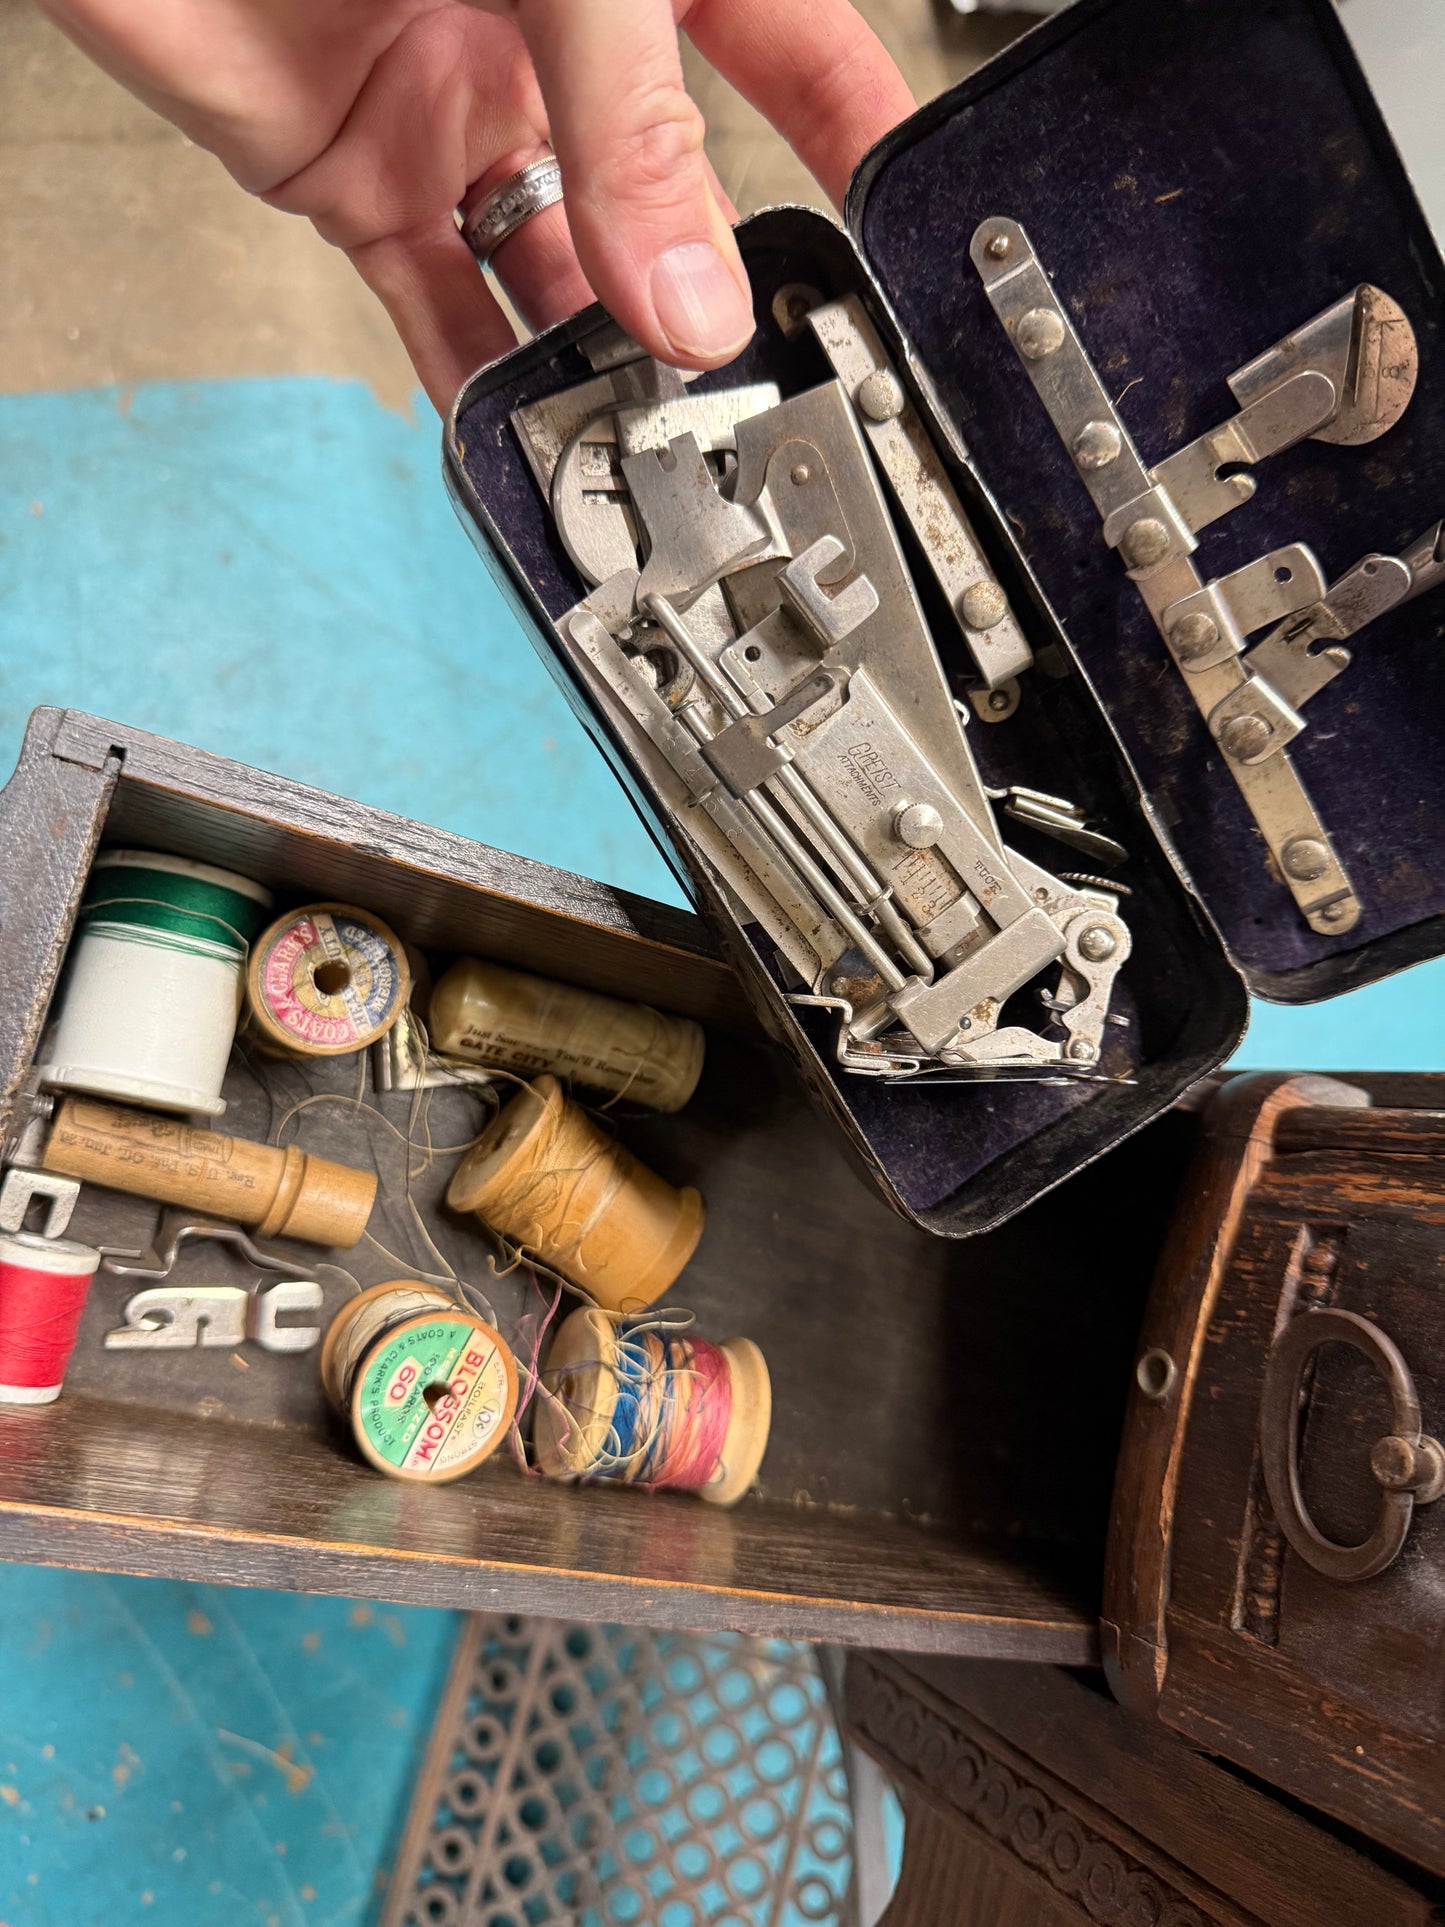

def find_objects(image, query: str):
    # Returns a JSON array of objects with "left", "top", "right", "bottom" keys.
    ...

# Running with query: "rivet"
[
  {"left": 1218, "top": 713, "right": 1274, "bottom": 762},
  {"left": 893, "top": 800, "right": 944, "bottom": 849},
  {"left": 1077, "top": 925, "right": 1118, "bottom": 963},
  {"left": 1119, "top": 517, "right": 1171, "bottom": 570},
  {"left": 856, "top": 369, "right": 905, "bottom": 423},
  {"left": 1136, "top": 1347, "right": 1178, "bottom": 1402},
  {"left": 789, "top": 463, "right": 812, "bottom": 487},
  {"left": 986, "top": 233, "right": 1011, "bottom": 260},
  {"left": 1319, "top": 901, "right": 1350, "bottom": 926},
  {"left": 1068, "top": 1038, "right": 1097, "bottom": 1061},
  {"left": 1015, "top": 308, "right": 1066, "bottom": 360},
  {"left": 988, "top": 689, "right": 1012, "bottom": 713},
  {"left": 960, "top": 581, "right": 1009, "bottom": 631},
  {"left": 1282, "top": 836, "right": 1329, "bottom": 883},
  {"left": 1073, "top": 420, "right": 1122, "bottom": 471},
  {"left": 1169, "top": 611, "right": 1221, "bottom": 663}
]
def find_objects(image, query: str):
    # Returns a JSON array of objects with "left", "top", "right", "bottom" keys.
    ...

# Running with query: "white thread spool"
[{"left": 38, "top": 851, "right": 272, "bottom": 1118}]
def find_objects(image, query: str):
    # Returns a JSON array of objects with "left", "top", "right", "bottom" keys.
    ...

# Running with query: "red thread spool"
[{"left": 0, "top": 1231, "right": 101, "bottom": 1403}]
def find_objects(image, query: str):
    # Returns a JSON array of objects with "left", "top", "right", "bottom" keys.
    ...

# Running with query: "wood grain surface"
[
  {"left": 848, "top": 1652, "right": 1445, "bottom": 1926},
  {"left": 1106, "top": 1070, "right": 1445, "bottom": 1880}
]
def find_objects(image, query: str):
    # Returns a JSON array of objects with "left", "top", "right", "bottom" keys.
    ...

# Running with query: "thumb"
[{"left": 513, "top": 0, "right": 755, "bottom": 368}]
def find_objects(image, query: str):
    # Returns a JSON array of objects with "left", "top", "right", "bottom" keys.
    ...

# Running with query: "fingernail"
[{"left": 650, "top": 241, "right": 755, "bottom": 362}]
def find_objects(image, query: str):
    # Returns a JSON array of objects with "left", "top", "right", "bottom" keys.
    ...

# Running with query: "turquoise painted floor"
[{"left": 1, "top": 373, "right": 1443, "bottom": 1923}]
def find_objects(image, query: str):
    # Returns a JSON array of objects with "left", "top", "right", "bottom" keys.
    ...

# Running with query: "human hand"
[{"left": 39, "top": 0, "right": 914, "bottom": 411}]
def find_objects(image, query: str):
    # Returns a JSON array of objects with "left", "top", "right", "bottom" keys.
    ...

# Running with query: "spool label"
[
  {"left": 259, "top": 912, "right": 399, "bottom": 1050},
  {"left": 354, "top": 1318, "right": 513, "bottom": 1477}
]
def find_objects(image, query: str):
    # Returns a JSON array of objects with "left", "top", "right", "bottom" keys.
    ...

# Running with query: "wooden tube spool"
[{"left": 43, "top": 1095, "right": 377, "bottom": 1247}]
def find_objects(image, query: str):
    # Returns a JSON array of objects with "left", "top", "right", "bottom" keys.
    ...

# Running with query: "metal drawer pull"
[{"left": 1261, "top": 1307, "right": 1445, "bottom": 1582}]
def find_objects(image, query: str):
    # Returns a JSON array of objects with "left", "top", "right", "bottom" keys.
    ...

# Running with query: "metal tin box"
[{"left": 446, "top": 0, "right": 1445, "bottom": 1234}]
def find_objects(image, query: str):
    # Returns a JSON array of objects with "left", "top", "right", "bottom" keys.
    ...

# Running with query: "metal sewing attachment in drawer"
[
  {"left": 970, "top": 217, "right": 1443, "bottom": 939},
  {"left": 105, "top": 1278, "right": 323, "bottom": 1353},
  {"left": 514, "top": 301, "right": 1133, "bottom": 1082}
]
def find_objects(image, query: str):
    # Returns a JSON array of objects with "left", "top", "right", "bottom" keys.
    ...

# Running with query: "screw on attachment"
[
  {"left": 1218, "top": 712, "right": 1274, "bottom": 763},
  {"left": 856, "top": 369, "right": 905, "bottom": 423}
]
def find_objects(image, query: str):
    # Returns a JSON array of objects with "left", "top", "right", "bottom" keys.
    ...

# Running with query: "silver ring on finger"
[{"left": 458, "top": 156, "right": 564, "bottom": 268}]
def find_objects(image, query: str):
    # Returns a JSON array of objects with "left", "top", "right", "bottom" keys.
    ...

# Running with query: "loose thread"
[{"left": 542, "top": 1316, "right": 733, "bottom": 1493}]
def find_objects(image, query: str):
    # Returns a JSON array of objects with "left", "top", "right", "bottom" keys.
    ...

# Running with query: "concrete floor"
[{"left": 1, "top": 2, "right": 1444, "bottom": 1920}]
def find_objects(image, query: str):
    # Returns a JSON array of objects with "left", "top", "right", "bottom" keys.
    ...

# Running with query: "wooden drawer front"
[
  {"left": 1105, "top": 1074, "right": 1445, "bottom": 1877},
  {"left": 844, "top": 1653, "right": 1440, "bottom": 1927}
]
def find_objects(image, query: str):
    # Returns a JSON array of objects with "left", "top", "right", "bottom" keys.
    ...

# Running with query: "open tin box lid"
[{"left": 443, "top": 0, "right": 1444, "bottom": 1237}]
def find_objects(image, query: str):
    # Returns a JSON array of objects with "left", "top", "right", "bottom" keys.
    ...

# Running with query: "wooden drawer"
[
  {"left": 1105, "top": 1071, "right": 1445, "bottom": 1876},
  {"left": 844, "top": 1651, "right": 1443, "bottom": 1924},
  {"left": 0, "top": 707, "right": 1192, "bottom": 1655}
]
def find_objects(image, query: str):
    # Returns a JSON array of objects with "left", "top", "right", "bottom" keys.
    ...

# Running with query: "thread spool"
[
  {"left": 38, "top": 849, "right": 273, "bottom": 1117},
  {"left": 43, "top": 1095, "right": 377, "bottom": 1247},
  {"left": 446, "top": 1076, "right": 704, "bottom": 1312},
  {"left": 321, "top": 1281, "right": 518, "bottom": 1483},
  {"left": 0, "top": 1230, "right": 102, "bottom": 1403},
  {"left": 247, "top": 903, "right": 410, "bottom": 1057},
  {"left": 429, "top": 957, "right": 704, "bottom": 1112},
  {"left": 533, "top": 1307, "right": 770, "bottom": 1507}
]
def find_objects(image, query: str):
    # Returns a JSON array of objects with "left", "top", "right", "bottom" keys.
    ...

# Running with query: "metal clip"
[
  {"left": 1153, "top": 287, "right": 1419, "bottom": 533},
  {"left": 104, "top": 1279, "right": 323, "bottom": 1352},
  {"left": 0, "top": 1167, "right": 80, "bottom": 1239},
  {"left": 1160, "top": 545, "right": 1327, "bottom": 675},
  {"left": 989, "top": 787, "right": 1128, "bottom": 866}
]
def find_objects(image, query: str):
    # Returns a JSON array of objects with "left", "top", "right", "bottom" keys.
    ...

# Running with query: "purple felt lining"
[{"left": 854, "top": 0, "right": 1445, "bottom": 985}]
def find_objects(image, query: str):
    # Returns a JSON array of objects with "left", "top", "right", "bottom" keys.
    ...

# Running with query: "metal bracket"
[
  {"left": 971, "top": 215, "right": 1362, "bottom": 936},
  {"left": 700, "top": 667, "right": 843, "bottom": 796},
  {"left": 0, "top": 1166, "right": 79, "bottom": 1239},
  {"left": 805, "top": 295, "right": 1033, "bottom": 689},
  {"left": 1243, "top": 515, "right": 1445, "bottom": 714},
  {"left": 1152, "top": 285, "right": 1418, "bottom": 534},
  {"left": 627, "top": 433, "right": 780, "bottom": 608},
  {"left": 104, "top": 1278, "right": 323, "bottom": 1352},
  {"left": 777, "top": 535, "right": 880, "bottom": 646},
  {"left": 1159, "top": 545, "right": 1326, "bottom": 675},
  {"left": 1151, "top": 371, "right": 1339, "bottom": 534}
]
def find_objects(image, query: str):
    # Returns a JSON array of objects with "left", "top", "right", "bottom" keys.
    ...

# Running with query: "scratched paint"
[
  {"left": 0, "top": 378, "right": 683, "bottom": 910},
  {"left": 0, "top": 1570, "right": 458, "bottom": 1927}
]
